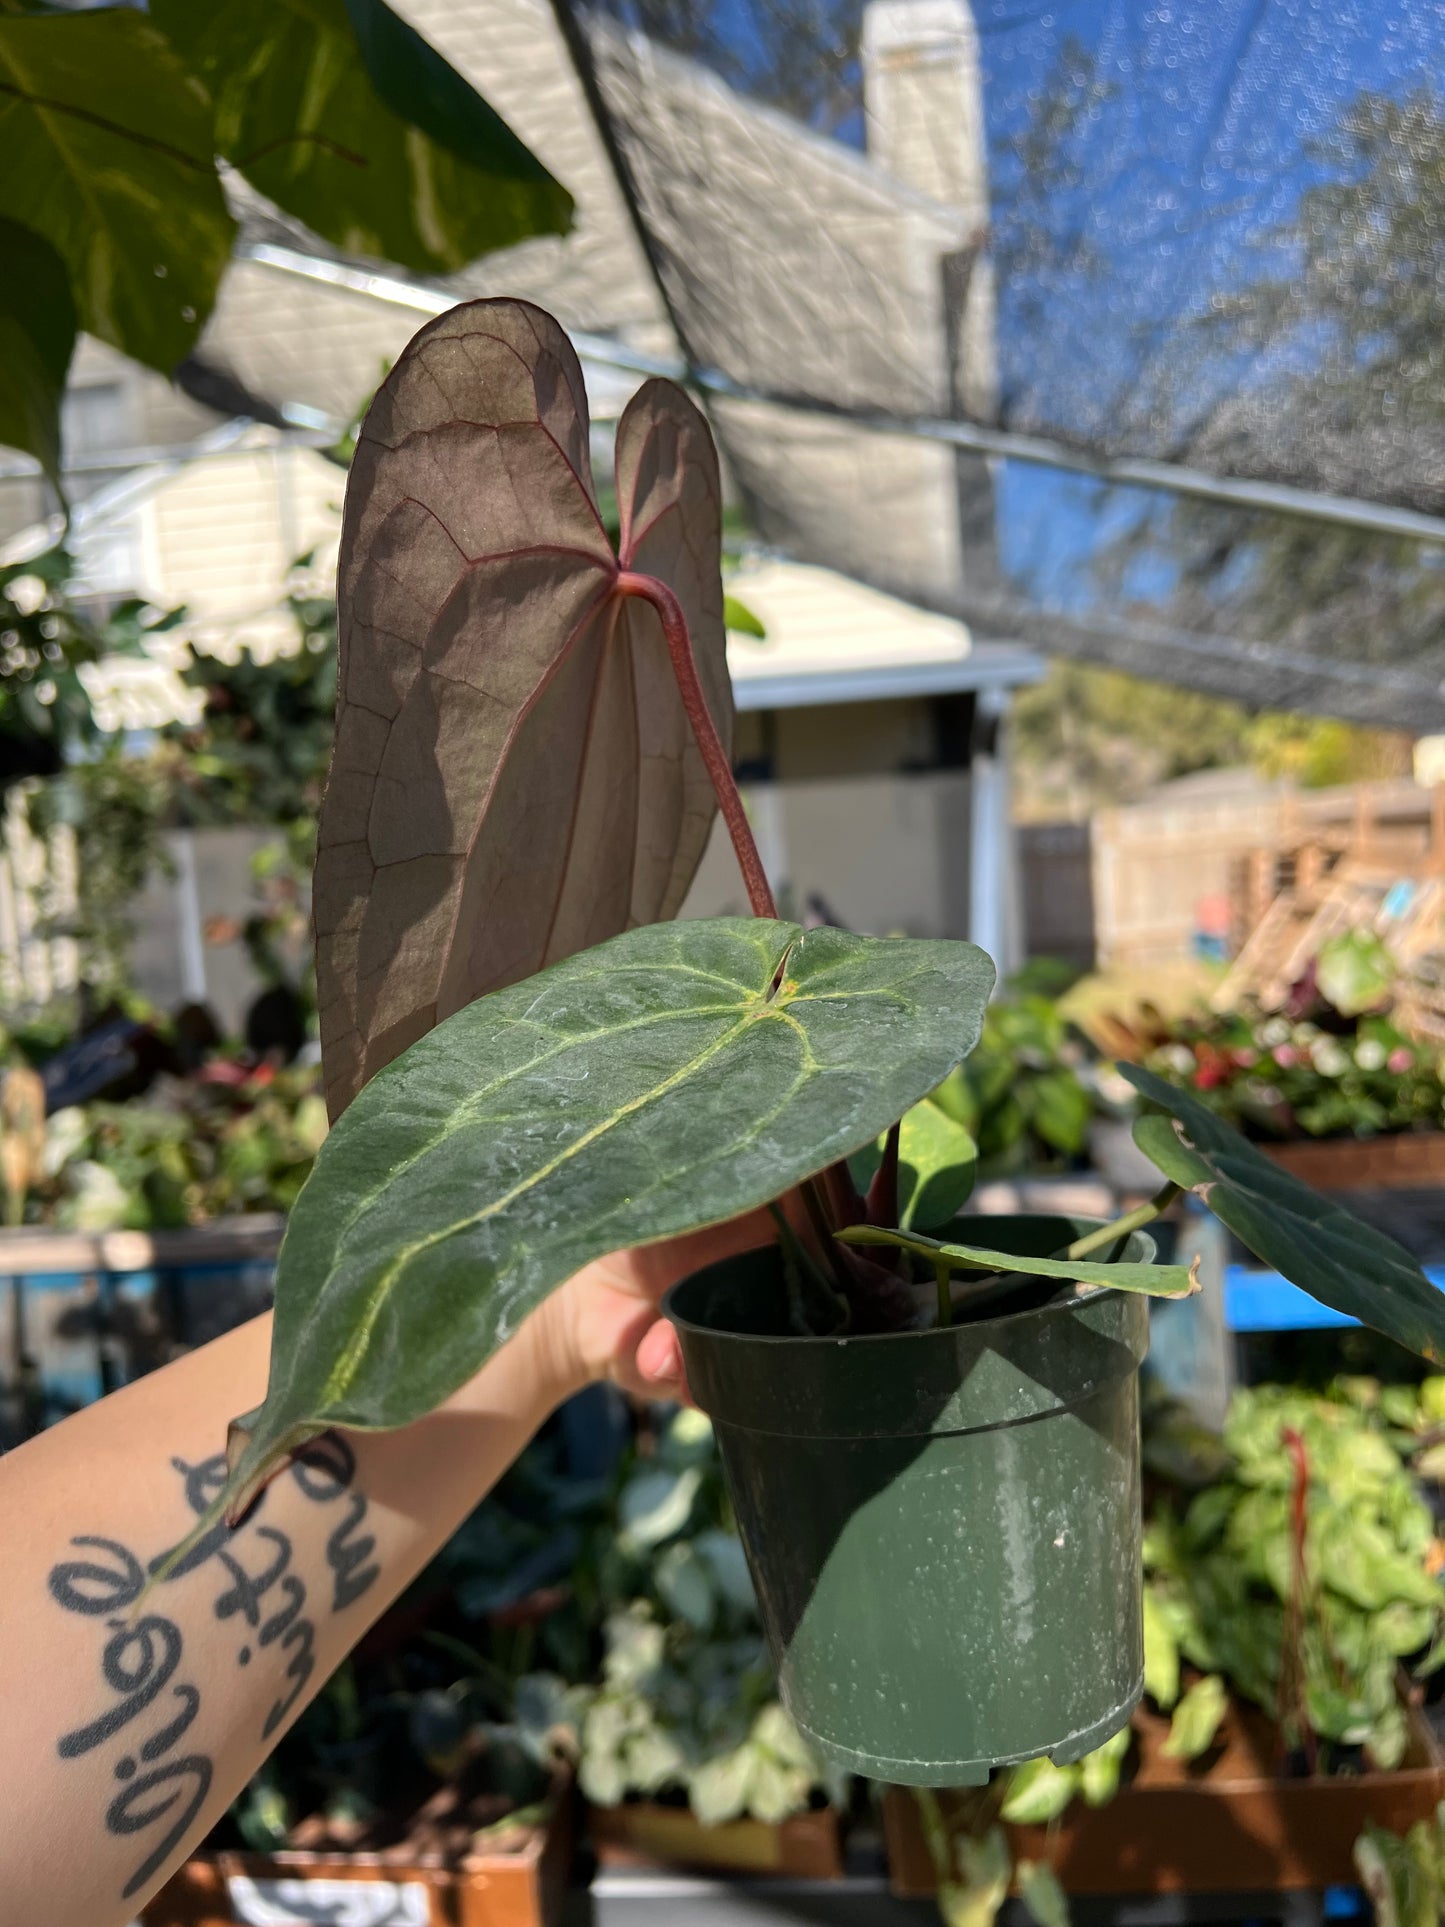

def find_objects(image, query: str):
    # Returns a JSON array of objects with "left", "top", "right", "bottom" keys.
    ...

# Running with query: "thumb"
[{"left": 635, "top": 1318, "right": 689, "bottom": 1400}]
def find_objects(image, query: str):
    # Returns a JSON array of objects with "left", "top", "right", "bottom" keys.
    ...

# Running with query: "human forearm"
[{"left": 0, "top": 1298, "right": 583, "bottom": 1927}]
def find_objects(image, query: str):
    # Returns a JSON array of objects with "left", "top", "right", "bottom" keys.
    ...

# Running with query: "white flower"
[
  {"left": 1355, "top": 1039, "right": 1387, "bottom": 1072},
  {"left": 1260, "top": 1017, "right": 1291, "bottom": 1047},
  {"left": 1312, "top": 1041, "right": 1350, "bottom": 1077}
]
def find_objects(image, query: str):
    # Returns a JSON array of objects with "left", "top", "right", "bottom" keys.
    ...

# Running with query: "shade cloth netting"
[{"left": 541, "top": 0, "right": 1445, "bottom": 730}]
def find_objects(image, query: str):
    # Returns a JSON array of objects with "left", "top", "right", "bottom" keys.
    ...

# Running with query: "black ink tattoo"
[
  {"left": 292, "top": 1432, "right": 381, "bottom": 1612},
  {"left": 47, "top": 1429, "right": 380, "bottom": 1903},
  {"left": 46, "top": 1539, "right": 210, "bottom": 1900}
]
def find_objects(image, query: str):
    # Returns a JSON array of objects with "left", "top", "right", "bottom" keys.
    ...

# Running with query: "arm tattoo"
[{"left": 46, "top": 1432, "right": 381, "bottom": 1901}]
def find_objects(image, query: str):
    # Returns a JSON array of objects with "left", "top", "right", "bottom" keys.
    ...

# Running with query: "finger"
[{"left": 636, "top": 1318, "right": 685, "bottom": 1387}]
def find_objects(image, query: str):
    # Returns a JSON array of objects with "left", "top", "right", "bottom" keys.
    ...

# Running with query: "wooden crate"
[
  {"left": 144, "top": 1778, "right": 574, "bottom": 1927},
  {"left": 588, "top": 1801, "right": 844, "bottom": 1880}
]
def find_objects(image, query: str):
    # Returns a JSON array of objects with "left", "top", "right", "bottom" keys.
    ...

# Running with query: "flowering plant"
[{"left": 1144, "top": 1009, "right": 1445, "bottom": 1143}]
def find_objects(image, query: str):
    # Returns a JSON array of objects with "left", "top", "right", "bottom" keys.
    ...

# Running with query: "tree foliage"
[
  {"left": 0, "top": 0, "right": 570, "bottom": 486},
  {"left": 1018, "top": 83, "right": 1443, "bottom": 818}
]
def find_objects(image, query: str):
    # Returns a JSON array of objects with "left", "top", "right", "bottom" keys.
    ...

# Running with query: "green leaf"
[
  {"left": 1316, "top": 930, "right": 1395, "bottom": 1018},
  {"left": 723, "top": 594, "right": 767, "bottom": 639},
  {"left": 225, "top": 918, "right": 994, "bottom": 1503},
  {"left": 0, "top": 9, "right": 234, "bottom": 369},
  {"left": 1123, "top": 1065, "right": 1445, "bottom": 1363},
  {"left": 1022, "top": 1068, "right": 1092, "bottom": 1156},
  {"left": 839, "top": 1225, "right": 1200, "bottom": 1300},
  {"left": 690, "top": 1745, "right": 755, "bottom": 1826},
  {"left": 1143, "top": 1587, "right": 1181, "bottom": 1711},
  {"left": 941, "top": 1826, "right": 1011, "bottom": 1927},
  {"left": 654, "top": 1540, "right": 716, "bottom": 1632},
  {"left": 618, "top": 1467, "right": 703, "bottom": 1554},
  {"left": 1355, "top": 1818, "right": 1442, "bottom": 1927},
  {"left": 1132, "top": 1112, "right": 1213, "bottom": 1192},
  {"left": 0, "top": 217, "right": 74, "bottom": 484},
  {"left": 1161, "top": 1674, "right": 1227, "bottom": 1760},
  {"left": 1017, "top": 1860, "right": 1071, "bottom": 1927},
  {"left": 1079, "top": 1723, "right": 1131, "bottom": 1807},
  {"left": 153, "top": 0, "right": 570, "bottom": 276},
  {"left": 999, "top": 1756, "right": 1080, "bottom": 1825},
  {"left": 848, "top": 1096, "right": 977, "bottom": 1230},
  {"left": 899, "top": 1100, "right": 978, "bottom": 1230}
]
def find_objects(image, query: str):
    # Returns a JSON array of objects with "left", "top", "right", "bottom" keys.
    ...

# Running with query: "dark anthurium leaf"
[
  {"left": 152, "top": 0, "right": 571, "bottom": 275},
  {"left": 840, "top": 1224, "right": 1199, "bottom": 1298},
  {"left": 314, "top": 298, "right": 731, "bottom": 1119},
  {"left": 220, "top": 919, "right": 995, "bottom": 1512},
  {"left": 0, "top": 218, "right": 75, "bottom": 486},
  {"left": 1124, "top": 1063, "right": 1445, "bottom": 1363},
  {"left": 0, "top": 8, "right": 234, "bottom": 370}
]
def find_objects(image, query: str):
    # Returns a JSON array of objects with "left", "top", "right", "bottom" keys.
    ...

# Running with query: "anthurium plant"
[{"left": 179, "top": 295, "right": 1445, "bottom": 1540}]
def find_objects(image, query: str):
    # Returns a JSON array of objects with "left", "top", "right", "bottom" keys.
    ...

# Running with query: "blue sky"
[{"left": 971, "top": 0, "right": 1443, "bottom": 605}]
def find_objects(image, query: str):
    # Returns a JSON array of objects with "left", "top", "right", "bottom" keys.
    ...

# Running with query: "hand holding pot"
[{"left": 542, "top": 1209, "right": 785, "bottom": 1403}]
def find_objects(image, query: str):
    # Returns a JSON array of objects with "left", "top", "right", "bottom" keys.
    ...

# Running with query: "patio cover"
[{"left": 547, "top": 0, "right": 1445, "bottom": 729}]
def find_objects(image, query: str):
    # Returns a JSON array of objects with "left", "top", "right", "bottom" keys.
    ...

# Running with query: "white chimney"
[{"left": 861, "top": 0, "right": 989, "bottom": 225}]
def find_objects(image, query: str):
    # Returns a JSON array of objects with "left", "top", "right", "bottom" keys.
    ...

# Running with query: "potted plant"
[
  {"left": 1089, "top": 952, "right": 1445, "bottom": 1190},
  {"left": 575, "top": 1406, "right": 847, "bottom": 1877},
  {"left": 169, "top": 297, "right": 1445, "bottom": 1797},
  {"left": 144, "top": 1663, "right": 578, "bottom": 1927}
]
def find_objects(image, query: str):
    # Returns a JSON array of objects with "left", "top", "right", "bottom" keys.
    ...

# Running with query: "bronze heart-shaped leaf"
[{"left": 316, "top": 298, "right": 731, "bottom": 1118}]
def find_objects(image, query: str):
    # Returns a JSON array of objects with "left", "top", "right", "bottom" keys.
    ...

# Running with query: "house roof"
[{"left": 725, "top": 557, "right": 1043, "bottom": 709}]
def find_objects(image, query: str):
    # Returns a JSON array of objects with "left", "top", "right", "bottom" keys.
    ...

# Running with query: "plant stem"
[
  {"left": 866, "top": 1119, "right": 901, "bottom": 1227},
  {"left": 1065, "top": 1181, "right": 1181, "bottom": 1260},
  {"left": 934, "top": 1260, "right": 953, "bottom": 1330},
  {"left": 615, "top": 570, "right": 777, "bottom": 919},
  {"left": 799, "top": 1174, "right": 841, "bottom": 1261}
]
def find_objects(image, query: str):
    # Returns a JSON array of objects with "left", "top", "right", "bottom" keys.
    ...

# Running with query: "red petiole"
[{"left": 616, "top": 568, "right": 872, "bottom": 1281}]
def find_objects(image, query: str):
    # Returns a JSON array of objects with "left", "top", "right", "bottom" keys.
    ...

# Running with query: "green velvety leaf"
[
  {"left": 839, "top": 1225, "right": 1199, "bottom": 1299},
  {"left": 1000, "top": 1756, "right": 1079, "bottom": 1825},
  {"left": 1123, "top": 1064, "right": 1445, "bottom": 1363},
  {"left": 1017, "top": 1859, "right": 1071, "bottom": 1927},
  {"left": 225, "top": 918, "right": 994, "bottom": 1503},
  {"left": 0, "top": 218, "right": 74, "bottom": 484},
  {"left": 1132, "top": 1111, "right": 1213, "bottom": 1191},
  {"left": 153, "top": 0, "right": 571, "bottom": 275},
  {"left": 0, "top": 9, "right": 234, "bottom": 368},
  {"left": 723, "top": 593, "right": 766, "bottom": 638},
  {"left": 1161, "top": 1674, "right": 1227, "bottom": 1760}
]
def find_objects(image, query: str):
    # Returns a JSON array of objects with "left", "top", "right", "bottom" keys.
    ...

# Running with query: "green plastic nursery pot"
[{"left": 665, "top": 1215, "right": 1151, "bottom": 1788}]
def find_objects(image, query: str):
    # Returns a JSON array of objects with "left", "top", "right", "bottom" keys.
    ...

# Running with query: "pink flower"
[
  {"left": 1234, "top": 1047, "right": 1259, "bottom": 1068},
  {"left": 1388, "top": 1048, "right": 1415, "bottom": 1075},
  {"left": 1273, "top": 1045, "right": 1298, "bottom": 1068}
]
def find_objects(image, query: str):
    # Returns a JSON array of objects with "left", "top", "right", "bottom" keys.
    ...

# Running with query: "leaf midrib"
[{"left": 315, "top": 1001, "right": 794, "bottom": 1407}]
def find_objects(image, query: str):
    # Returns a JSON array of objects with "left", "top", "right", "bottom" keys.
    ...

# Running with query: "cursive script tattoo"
[
  {"left": 291, "top": 1433, "right": 381, "bottom": 1612},
  {"left": 47, "top": 1538, "right": 211, "bottom": 1899},
  {"left": 48, "top": 1431, "right": 381, "bottom": 1902}
]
